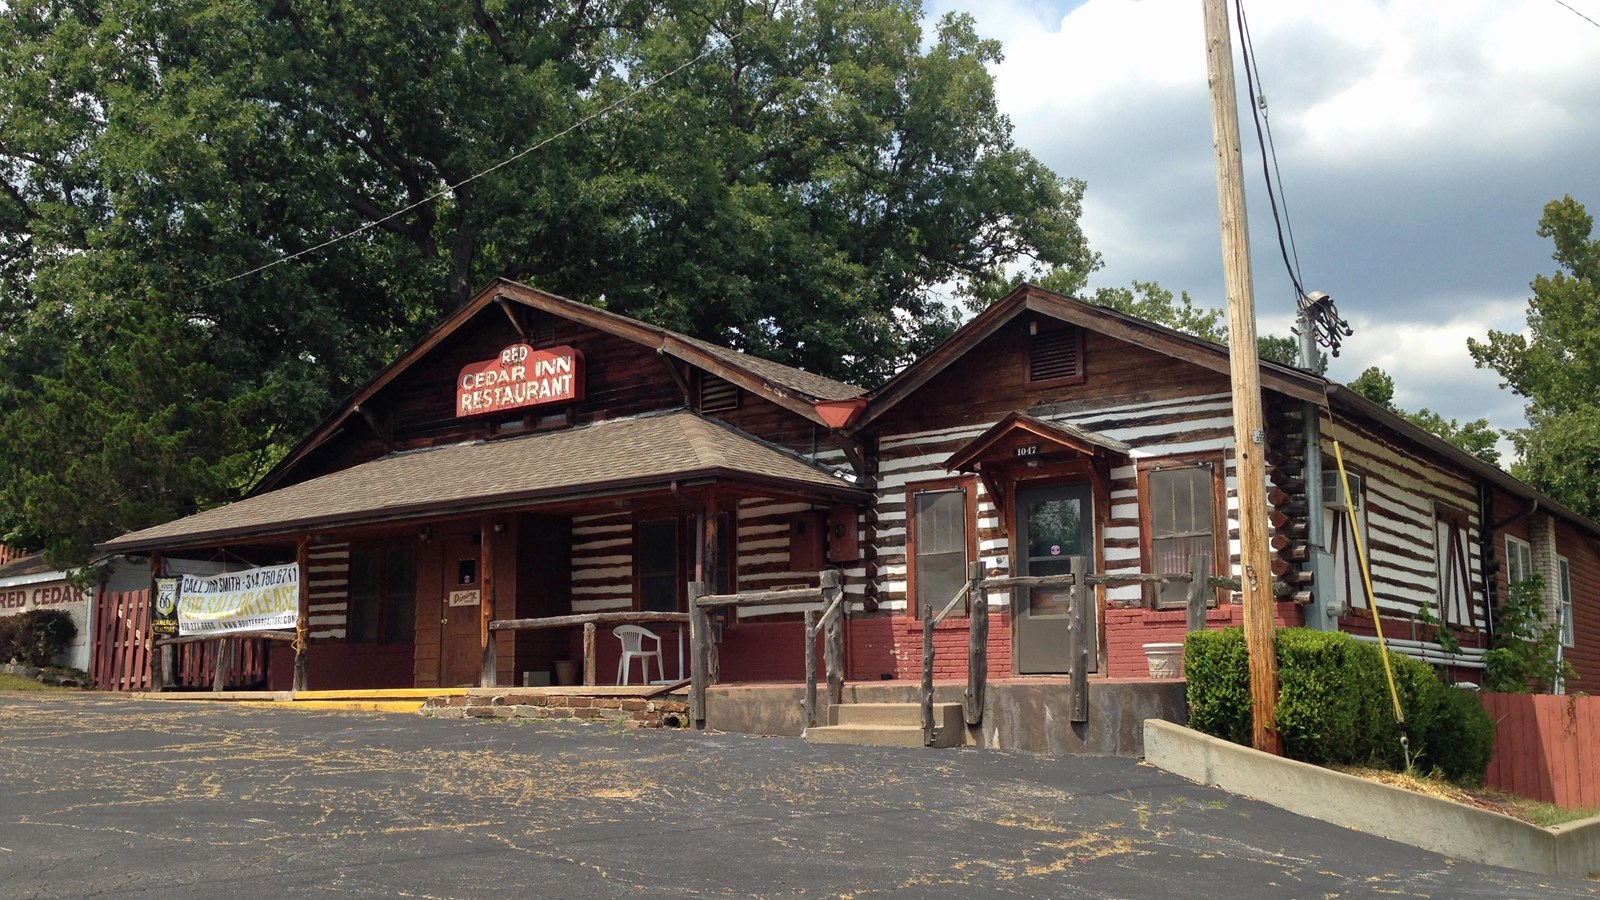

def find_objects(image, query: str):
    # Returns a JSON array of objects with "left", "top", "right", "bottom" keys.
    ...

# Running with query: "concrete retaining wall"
[
  {"left": 707, "top": 680, "right": 1186, "bottom": 756},
  {"left": 1144, "top": 718, "right": 1600, "bottom": 881}
]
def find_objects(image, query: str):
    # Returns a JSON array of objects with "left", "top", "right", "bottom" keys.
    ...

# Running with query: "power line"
[
  {"left": 1234, "top": 0, "right": 1305, "bottom": 302},
  {"left": 192, "top": 27, "right": 748, "bottom": 294},
  {"left": 1552, "top": 0, "right": 1600, "bottom": 30}
]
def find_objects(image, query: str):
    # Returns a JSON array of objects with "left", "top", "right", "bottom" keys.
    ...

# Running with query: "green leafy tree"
[
  {"left": 1481, "top": 577, "right": 1576, "bottom": 694},
  {"left": 1470, "top": 195, "right": 1600, "bottom": 515},
  {"left": 0, "top": 0, "right": 1097, "bottom": 564},
  {"left": 1346, "top": 366, "right": 1500, "bottom": 467}
]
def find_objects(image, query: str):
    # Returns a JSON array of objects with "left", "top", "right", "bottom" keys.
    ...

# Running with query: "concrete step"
[
  {"left": 803, "top": 724, "right": 963, "bottom": 748},
  {"left": 805, "top": 702, "right": 966, "bottom": 748},
  {"left": 832, "top": 701, "right": 963, "bottom": 731}
]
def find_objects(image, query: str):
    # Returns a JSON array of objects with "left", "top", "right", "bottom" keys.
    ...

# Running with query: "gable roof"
[
  {"left": 101, "top": 411, "right": 867, "bottom": 554},
  {"left": 255, "top": 279, "right": 863, "bottom": 494},
  {"left": 857, "top": 283, "right": 1328, "bottom": 430},
  {"left": 945, "top": 412, "right": 1131, "bottom": 473}
]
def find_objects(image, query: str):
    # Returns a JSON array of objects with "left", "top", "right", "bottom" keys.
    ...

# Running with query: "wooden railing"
[
  {"left": 688, "top": 570, "right": 843, "bottom": 729},
  {"left": 918, "top": 554, "right": 1213, "bottom": 747},
  {"left": 487, "top": 610, "right": 691, "bottom": 687},
  {"left": 151, "top": 631, "right": 293, "bottom": 692}
]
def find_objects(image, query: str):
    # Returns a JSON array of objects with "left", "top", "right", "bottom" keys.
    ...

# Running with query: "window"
[
  {"left": 635, "top": 512, "right": 735, "bottom": 612},
  {"left": 1505, "top": 535, "right": 1534, "bottom": 586},
  {"left": 1558, "top": 556, "right": 1575, "bottom": 647},
  {"left": 1326, "top": 471, "right": 1369, "bottom": 611},
  {"left": 637, "top": 519, "right": 680, "bottom": 613},
  {"left": 348, "top": 544, "right": 417, "bottom": 644},
  {"left": 1434, "top": 506, "right": 1474, "bottom": 628},
  {"left": 907, "top": 480, "right": 975, "bottom": 618},
  {"left": 1141, "top": 460, "right": 1221, "bottom": 608},
  {"left": 1027, "top": 321, "right": 1085, "bottom": 387}
]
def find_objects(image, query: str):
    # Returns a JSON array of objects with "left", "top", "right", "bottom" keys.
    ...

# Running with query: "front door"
[
  {"left": 1015, "top": 483, "right": 1096, "bottom": 675},
  {"left": 439, "top": 534, "right": 482, "bottom": 687}
]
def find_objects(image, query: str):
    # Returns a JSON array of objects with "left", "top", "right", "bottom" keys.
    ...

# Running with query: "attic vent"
[
  {"left": 1028, "top": 324, "right": 1084, "bottom": 385},
  {"left": 699, "top": 375, "right": 740, "bottom": 413},
  {"left": 530, "top": 311, "right": 556, "bottom": 347}
]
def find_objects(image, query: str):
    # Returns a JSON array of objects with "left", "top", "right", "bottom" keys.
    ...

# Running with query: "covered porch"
[{"left": 98, "top": 410, "right": 870, "bottom": 694}]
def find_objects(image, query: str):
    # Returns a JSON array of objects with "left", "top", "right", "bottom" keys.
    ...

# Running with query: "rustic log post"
[
  {"left": 1068, "top": 556, "right": 1089, "bottom": 723},
  {"left": 964, "top": 560, "right": 987, "bottom": 727},
  {"left": 480, "top": 520, "right": 498, "bottom": 688},
  {"left": 150, "top": 552, "right": 171, "bottom": 693},
  {"left": 821, "top": 570, "right": 844, "bottom": 707},
  {"left": 582, "top": 621, "right": 596, "bottom": 687},
  {"left": 921, "top": 614, "right": 936, "bottom": 747},
  {"left": 293, "top": 536, "right": 310, "bottom": 693},
  {"left": 688, "top": 581, "right": 709, "bottom": 728},
  {"left": 211, "top": 640, "right": 229, "bottom": 693},
  {"left": 803, "top": 609, "right": 818, "bottom": 729},
  {"left": 1187, "top": 554, "right": 1209, "bottom": 635}
]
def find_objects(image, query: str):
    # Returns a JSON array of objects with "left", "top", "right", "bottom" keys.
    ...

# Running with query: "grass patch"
[
  {"left": 0, "top": 673, "right": 74, "bottom": 692},
  {"left": 1334, "top": 765, "right": 1600, "bottom": 827}
]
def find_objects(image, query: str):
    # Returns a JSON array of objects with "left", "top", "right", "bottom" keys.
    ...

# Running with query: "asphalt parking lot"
[{"left": 1, "top": 693, "right": 1594, "bottom": 898}]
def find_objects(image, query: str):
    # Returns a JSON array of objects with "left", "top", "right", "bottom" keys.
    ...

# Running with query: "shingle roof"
[
  {"left": 668, "top": 334, "right": 863, "bottom": 401},
  {"left": 100, "top": 411, "right": 866, "bottom": 554}
]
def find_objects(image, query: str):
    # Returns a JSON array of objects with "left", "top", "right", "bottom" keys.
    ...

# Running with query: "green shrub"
[
  {"left": 1416, "top": 683, "right": 1495, "bottom": 785},
  {"left": 1184, "top": 628, "right": 1251, "bottom": 746},
  {"left": 1181, "top": 626, "right": 1493, "bottom": 785},
  {"left": 0, "top": 615, "right": 19, "bottom": 663},
  {"left": 1, "top": 610, "right": 78, "bottom": 667}
]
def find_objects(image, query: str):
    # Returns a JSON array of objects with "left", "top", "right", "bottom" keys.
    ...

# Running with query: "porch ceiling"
[{"left": 98, "top": 410, "right": 867, "bottom": 554}]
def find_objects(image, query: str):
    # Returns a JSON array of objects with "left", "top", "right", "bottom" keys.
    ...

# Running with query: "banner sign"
[
  {"left": 178, "top": 563, "right": 300, "bottom": 636},
  {"left": 152, "top": 577, "right": 180, "bottom": 635},
  {"left": 457, "top": 344, "right": 584, "bottom": 417}
]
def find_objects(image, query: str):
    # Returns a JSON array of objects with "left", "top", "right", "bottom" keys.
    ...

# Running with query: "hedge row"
[
  {"left": 1185, "top": 627, "right": 1494, "bottom": 784},
  {"left": 0, "top": 609, "right": 78, "bottom": 668}
]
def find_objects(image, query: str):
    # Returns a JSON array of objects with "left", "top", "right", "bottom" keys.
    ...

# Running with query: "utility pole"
[{"left": 1201, "top": 0, "right": 1280, "bottom": 755}]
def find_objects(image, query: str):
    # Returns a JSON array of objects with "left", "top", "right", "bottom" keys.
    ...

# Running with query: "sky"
[{"left": 925, "top": 0, "right": 1600, "bottom": 457}]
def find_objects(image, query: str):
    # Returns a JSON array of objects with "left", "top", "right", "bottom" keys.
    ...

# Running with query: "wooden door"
[
  {"left": 438, "top": 535, "right": 482, "bottom": 687},
  {"left": 1015, "top": 483, "right": 1096, "bottom": 675}
]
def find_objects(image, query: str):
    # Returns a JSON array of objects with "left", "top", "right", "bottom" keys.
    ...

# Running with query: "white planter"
[{"left": 1143, "top": 642, "right": 1185, "bottom": 679}]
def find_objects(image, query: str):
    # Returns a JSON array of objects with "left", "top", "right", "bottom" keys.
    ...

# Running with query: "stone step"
[
  {"left": 831, "top": 701, "right": 963, "bottom": 730},
  {"left": 802, "top": 723, "right": 963, "bottom": 748}
]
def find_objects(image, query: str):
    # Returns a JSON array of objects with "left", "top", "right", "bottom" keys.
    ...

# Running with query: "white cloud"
[{"left": 930, "top": 0, "right": 1600, "bottom": 443}]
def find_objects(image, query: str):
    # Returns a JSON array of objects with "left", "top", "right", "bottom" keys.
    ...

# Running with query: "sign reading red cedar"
[{"left": 456, "top": 344, "right": 584, "bottom": 417}]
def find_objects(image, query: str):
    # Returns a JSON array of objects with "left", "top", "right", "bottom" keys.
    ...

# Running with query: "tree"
[
  {"left": 1469, "top": 196, "right": 1600, "bottom": 513},
  {"left": 1346, "top": 366, "right": 1501, "bottom": 467},
  {"left": 0, "top": 0, "right": 1096, "bottom": 564}
]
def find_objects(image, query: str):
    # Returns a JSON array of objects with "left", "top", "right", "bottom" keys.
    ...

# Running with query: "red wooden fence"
[
  {"left": 1480, "top": 692, "right": 1600, "bottom": 810},
  {"left": 91, "top": 590, "right": 269, "bottom": 691},
  {"left": 93, "top": 590, "right": 153, "bottom": 691}
]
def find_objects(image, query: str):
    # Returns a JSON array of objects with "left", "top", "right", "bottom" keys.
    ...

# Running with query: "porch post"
[
  {"left": 151, "top": 552, "right": 171, "bottom": 693},
  {"left": 964, "top": 560, "right": 987, "bottom": 726},
  {"left": 689, "top": 581, "right": 709, "bottom": 729},
  {"left": 293, "top": 536, "right": 310, "bottom": 692},
  {"left": 1068, "top": 556, "right": 1089, "bottom": 723},
  {"left": 480, "top": 519, "right": 497, "bottom": 688}
]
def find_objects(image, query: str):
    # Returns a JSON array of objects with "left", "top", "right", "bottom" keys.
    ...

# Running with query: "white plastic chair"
[{"left": 614, "top": 625, "right": 664, "bottom": 685}]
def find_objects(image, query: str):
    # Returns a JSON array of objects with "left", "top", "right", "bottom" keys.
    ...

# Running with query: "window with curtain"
[
  {"left": 909, "top": 483, "right": 972, "bottom": 618},
  {"left": 1143, "top": 462, "right": 1218, "bottom": 609}
]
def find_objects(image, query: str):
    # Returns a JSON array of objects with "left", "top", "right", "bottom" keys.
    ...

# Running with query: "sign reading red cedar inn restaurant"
[{"left": 457, "top": 343, "right": 584, "bottom": 417}]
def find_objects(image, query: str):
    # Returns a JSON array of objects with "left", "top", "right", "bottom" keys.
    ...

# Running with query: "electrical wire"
[
  {"left": 1233, "top": 0, "right": 1305, "bottom": 302},
  {"left": 1552, "top": 0, "right": 1600, "bottom": 30},
  {"left": 191, "top": 25, "right": 750, "bottom": 294}
]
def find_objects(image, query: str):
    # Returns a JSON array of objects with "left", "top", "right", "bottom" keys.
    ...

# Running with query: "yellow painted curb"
[
  {"left": 236, "top": 700, "right": 424, "bottom": 713},
  {"left": 293, "top": 688, "right": 467, "bottom": 700}
]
